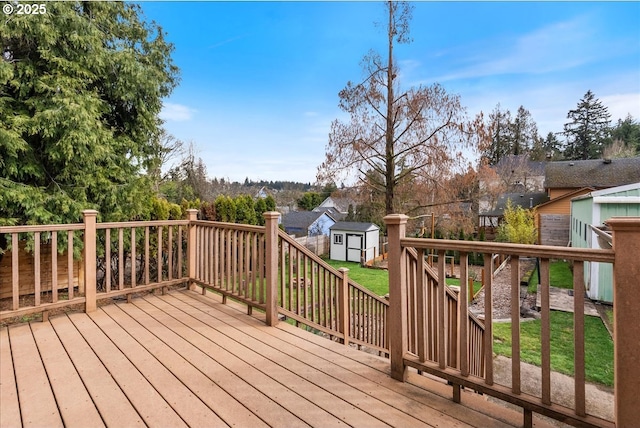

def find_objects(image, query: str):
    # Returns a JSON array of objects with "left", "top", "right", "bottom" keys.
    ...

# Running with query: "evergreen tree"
[
  {"left": 563, "top": 90, "right": 611, "bottom": 160},
  {"left": 1, "top": 2, "right": 178, "bottom": 225},
  {"left": 609, "top": 115, "right": 640, "bottom": 154}
]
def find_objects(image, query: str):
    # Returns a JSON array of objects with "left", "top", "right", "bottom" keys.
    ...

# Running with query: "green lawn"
[
  {"left": 321, "top": 259, "right": 389, "bottom": 296},
  {"left": 445, "top": 277, "right": 483, "bottom": 297},
  {"left": 321, "top": 258, "right": 482, "bottom": 297},
  {"left": 492, "top": 311, "right": 613, "bottom": 386},
  {"left": 528, "top": 260, "right": 574, "bottom": 293}
]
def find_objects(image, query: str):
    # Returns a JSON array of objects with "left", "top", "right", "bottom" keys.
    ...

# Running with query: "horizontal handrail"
[
  {"left": 401, "top": 237, "right": 615, "bottom": 263},
  {"left": 0, "top": 224, "right": 86, "bottom": 234}
]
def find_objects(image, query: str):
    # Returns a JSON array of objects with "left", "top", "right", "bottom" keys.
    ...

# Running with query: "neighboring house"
[
  {"left": 329, "top": 222, "right": 380, "bottom": 263},
  {"left": 282, "top": 211, "right": 336, "bottom": 237},
  {"left": 493, "top": 155, "right": 547, "bottom": 192},
  {"left": 545, "top": 157, "right": 640, "bottom": 199},
  {"left": 315, "top": 197, "right": 356, "bottom": 215},
  {"left": 535, "top": 187, "right": 594, "bottom": 246},
  {"left": 479, "top": 192, "right": 549, "bottom": 229},
  {"left": 570, "top": 182, "right": 640, "bottom": 303},
  {"left": 312, "top": 206, "right": 345, "bottom": 222}
]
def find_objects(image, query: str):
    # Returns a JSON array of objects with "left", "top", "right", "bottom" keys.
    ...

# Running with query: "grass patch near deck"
[
  {"left": 492, "top": 310, "right": 613, "bottom": 386},
  {"left": 321, "top": 259, "right": 389, "bottom": 296},
  {"left": 528, "top": 260, "right": 574, "bottom": 293}
]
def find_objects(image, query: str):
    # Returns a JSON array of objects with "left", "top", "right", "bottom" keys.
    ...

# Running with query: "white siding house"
[{"left": 329, "top": 222, "right": 380, "bottom": 263}]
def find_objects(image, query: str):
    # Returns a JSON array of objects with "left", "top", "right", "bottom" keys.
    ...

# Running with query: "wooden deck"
[{"left": 1, "top": 289, "right": 552, "bottom": 428}]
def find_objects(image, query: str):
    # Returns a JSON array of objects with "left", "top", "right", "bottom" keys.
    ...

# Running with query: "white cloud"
[
  {"left": 600, "top": 93, "right": 640, "bottom": 122},
  {"left": 160, "top": 103, "right": 197, "bottom": 122}
]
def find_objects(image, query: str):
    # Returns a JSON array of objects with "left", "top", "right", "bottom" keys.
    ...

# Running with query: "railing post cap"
[
  {"left": 263, "top": 211, "right": 280, "bottom": 220},
  {"left": 82, "top": 209, "right": 99, "bottom": 217},
  {"left": 383, "top": 214, "right": 409, "bottom": 225},
  {"left": 186, "top": 209, "right": 199, "bottom": 214},
  {"left": 338, "top": 267, "right": 349, "bottom": 273},
  {"left": 607, "top": 216, "right": 640, "bottom": 231}
]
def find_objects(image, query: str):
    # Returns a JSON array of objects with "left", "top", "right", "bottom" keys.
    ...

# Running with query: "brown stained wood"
[
  {"left": 483, "top": 253, "right": 494, "bottom": 385},
  {"left": 51, "top": 232, "right": 57, "bottom": 303},
  {"left": 511, "top": 256, "right": 521, "bottom": 395},
  {"left": 99, "top": 304, "right": 260, "bottom": 428},
  {"left": 8, "top": 323, "right": 63, "bottom": 427},
  {"left": 118, "top": 228, "right": 124, "bottom": 289},
  {"left": 573, "top": 261, "right": 586, "bottom": 417},
  {"left": 437, "top": 250, "right": 446, "bottom": 369},
  {"left": 145, "top": 226, "right": 150, "bottom": 285},
  {"left": 176, "top": 291, "right": 509, "bottom": 428},
  {"left": 157, "top": 226, "right": 163, "bottom": 284},
  {"left": 131, "top": 228, "right": 136, "bottom": 288},
  {"left": 87, "top": 309, "right": 221, "bottom": 428},
  {"left": 0, "top": 328, "right": 21, "bottom": 427},
  {"left": 416, "top": 249, "right": 427, "bottom": 362},
  {"left": 12, "top": 233, "right": 19, "bottom": 310},
  {"left": 167, "top": 225, "right": 173, "bottom": 281},
  {"left": 67, "top": 312, "right": 187, "bottom": 428},
  {"left": 105, "top": 229, "right": 111, "bottom": 292},
  {"left": 34, "top": 232, "right": 40, "bottom": 306},
  {"left": 68, "top": 230, "right": 76, "bottom": 297},
  {"left": 122, "top": 298, "right": 321, "bottom": 428},
  {"left": 49, "top": 315, "right": 146, "bottom": 428},
  {"left": 459, "top": 252, "right": 469, "bottom": 377},
  {"left": 29, "top": 321, "right": 105, "bottom": 428},
  {"left": 148, "top": 295, "right": 408, "bottom": 428},
  {"left": 540, "top": 258, "right": 551, "bottom": 405}
]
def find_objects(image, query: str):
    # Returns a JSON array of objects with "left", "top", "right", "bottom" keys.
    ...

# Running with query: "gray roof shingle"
[{"left": 545, "top": 158, "right": 640, "bottom": 189}]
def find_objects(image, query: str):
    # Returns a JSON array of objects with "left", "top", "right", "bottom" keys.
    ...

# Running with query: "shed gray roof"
[
  {"left": 545, "top": 157, "right": 640, "bottom": 189},
  {"left": 329, "top": 221, "right": 379, "bottom": 232},
  {"left": 481, "top": 192, "right": 549, "bottom": 217}
]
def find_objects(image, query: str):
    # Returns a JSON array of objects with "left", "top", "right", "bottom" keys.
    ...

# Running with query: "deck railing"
[
  {"left": 3, "top": 210, "right": 640, "bottom": 428},
  {"left": 385, "top": 214, "right": 640, "bottom": 428}
]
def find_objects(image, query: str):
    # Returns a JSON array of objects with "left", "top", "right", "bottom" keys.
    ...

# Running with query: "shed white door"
[{"left": 346, "top": 234, "right": 362, "bottom": 262}]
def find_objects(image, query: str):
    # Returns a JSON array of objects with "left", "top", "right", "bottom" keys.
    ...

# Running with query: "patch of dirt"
[{"left": 470, "top": 257, "right": 538, "bottom": 320}]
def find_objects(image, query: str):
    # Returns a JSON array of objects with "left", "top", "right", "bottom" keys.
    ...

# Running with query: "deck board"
[
  {"left": 0, "top": 328, "right": 21, "bottom": 428},
  {"left": 9, "top": 323, "right": 63, "bottom": 428},
  {"left": 0, "top": 289, "right": 550, "bottom": 428},
  {"left": 30, "top": 321, "right": 104, "bottom": 428}
]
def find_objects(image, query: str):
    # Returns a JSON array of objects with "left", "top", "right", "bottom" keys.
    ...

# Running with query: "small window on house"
[{"left": 334, "top": 234, "right": 343, "bottom": 245}]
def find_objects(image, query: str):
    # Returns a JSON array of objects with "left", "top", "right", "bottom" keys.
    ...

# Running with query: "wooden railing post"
[
  {"left": 82, "top": 210, "right": 98, "bottom": 313},
  {"left": 186, "top": 209, "right": 198, "bottom": 290},
  {"left": 384, "top": 214, "right": 409, "bottom": 381},
  {"left": 263, "top": 211, "right": 280, "bottom": 326},
  {"left": 607, "top": 217, "right": 640, "bottom": 427},
  {"left": 338, "top": 268, "right": 350, "bottom": 346}
]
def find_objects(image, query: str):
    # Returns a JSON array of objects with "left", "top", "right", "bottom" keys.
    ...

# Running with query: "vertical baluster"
[
  {"left": 168, "top": 225, "right": 173, "bottom": 281},
  {"left": 12, "top": 233, "right": 19, "bottom": 310},
  {"left": 573, "top": 260, "right": 586, "bottom": 417},
  {"left": 144, "top": 227, "right": 150, "bottom": 284},
  {"left": 68, "top": 231, "right": 74, "bottom": 299},
  {"left": 540, "top": 258, "right": 551, "bottom": 405},
  {"left": 177, "top": 226, "right": 183, "bottom": 279},
  {"left": 34, "top": 232, "right": 41, "bottom": 306},
  {"left": 483, "top": 253, "right": 494, "bottom": 385},
  {"left": 437, "top": 250, "right": 446, "bottom": 368},
  {"left": 511, "top": 255, "right": 521, "bottom": 394},
  {"left": 459, "top": 252, "right": 469, "bottom": 377},
  {"left": 157, "top": 226, "right": 163, "bottom": 283},
  {"left": 416, "top": 249, "right": 427, "bottom": 362},
  {"left": 51, "top": 231, "right": 58, "bottom": 303},
  {"left": 131, "top": 228, "right": 136, "bottom": 288},
  {"left": 118, "top": 228, "right": 124, "bottom": 288}
]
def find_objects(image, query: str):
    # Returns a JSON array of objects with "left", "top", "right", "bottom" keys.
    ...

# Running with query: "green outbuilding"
[{"left": 571, "top": 182, "right": 640, "bottom": 303}]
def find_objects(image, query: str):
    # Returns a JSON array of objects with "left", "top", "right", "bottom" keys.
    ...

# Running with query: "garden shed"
[
  {"left": 571, "top": 182, "right": 640, "bottom": 302},
  {"left": 329, "top": 222, "right": 379, "bottom": 263}
]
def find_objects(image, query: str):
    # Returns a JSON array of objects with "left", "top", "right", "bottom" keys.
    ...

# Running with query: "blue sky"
[{"left": 141, "top": 1, "right": 640, "bottom": 184}]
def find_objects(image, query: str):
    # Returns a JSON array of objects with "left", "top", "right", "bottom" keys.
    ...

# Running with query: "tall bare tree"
[{"left": 317, "top": 1, "right": 485, "bottom": 215}]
